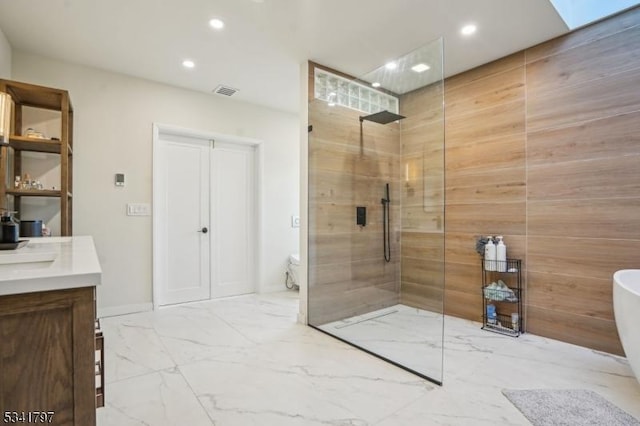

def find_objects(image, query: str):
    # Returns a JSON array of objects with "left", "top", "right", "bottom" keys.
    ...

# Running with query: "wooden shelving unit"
[{"left": 0, "top": 79, "right": 73, "bottom": 235}]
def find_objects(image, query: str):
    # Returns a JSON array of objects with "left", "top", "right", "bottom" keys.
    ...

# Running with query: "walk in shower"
[{"left": 307, "top": 38, "right": 445, "bottom": 383}]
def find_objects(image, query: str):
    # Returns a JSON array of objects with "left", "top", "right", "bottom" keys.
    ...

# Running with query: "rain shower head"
[{"left": 359, "top": 110, "right": 406, "bottom": 125}]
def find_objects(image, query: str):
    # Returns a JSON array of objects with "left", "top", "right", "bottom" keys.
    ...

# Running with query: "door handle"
[{"left": 198, "top": 227, "right": 208, "bottom": 234}]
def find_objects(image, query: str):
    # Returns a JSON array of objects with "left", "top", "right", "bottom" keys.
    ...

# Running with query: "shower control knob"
[{"left": 198, "top": 227, "right": 208, "bottom": 234}]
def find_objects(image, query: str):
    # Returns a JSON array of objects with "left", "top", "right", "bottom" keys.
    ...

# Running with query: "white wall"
[
  {"left": 0, "top": 26, "right": 10, "bottom": 78},
  {"left": 12, "top": 51, "right": 300, "bottom": 313}
]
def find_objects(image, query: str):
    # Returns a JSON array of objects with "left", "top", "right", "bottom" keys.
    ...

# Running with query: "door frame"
[{"left": 152, "top": 123, "right": 263, "bottom": 310}]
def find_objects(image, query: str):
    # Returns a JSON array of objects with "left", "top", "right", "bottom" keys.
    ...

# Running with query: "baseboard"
[{"left": 98, "top": 302, "right": 153, "bottom": 318}]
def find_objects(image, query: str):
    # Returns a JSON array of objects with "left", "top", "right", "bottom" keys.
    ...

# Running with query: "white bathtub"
[{"left": 614, "top": 269, "right": 640, "bottom": 384}]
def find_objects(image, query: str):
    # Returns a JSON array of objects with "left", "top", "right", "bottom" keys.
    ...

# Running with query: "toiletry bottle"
[
  {"left": 496, "top": 236, "right": 507, "bottom": 272},
  {"left": 484, "top": 236, "right": 496, "bottom": 271},
  {"left": 487, "top": 304, "right": 497, "bottom": 325}
]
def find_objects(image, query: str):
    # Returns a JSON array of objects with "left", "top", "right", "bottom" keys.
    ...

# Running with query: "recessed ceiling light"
[
  {"left": 385, "top": 62, "right": 397, "bottom": 70},
  {"left": 182, "top": 60, "right": 195, "bottom": 69},
  {"left": 209, "top": 18, "right": 225, "bottom": 30},
  {"left": 461, "top": 24, "right": 477, "bottom": 36},
  {"left": 371, "top": 82, "right": 381, "bottom": 88},
  {"left": 411, "top": 63, "right": 430, "bottom": 73}
]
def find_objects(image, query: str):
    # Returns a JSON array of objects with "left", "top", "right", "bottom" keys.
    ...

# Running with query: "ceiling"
[{"left": 0, "top": 0, "right": 570, "bottom": 114}]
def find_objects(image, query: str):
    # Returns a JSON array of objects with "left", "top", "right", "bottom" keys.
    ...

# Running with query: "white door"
[
  {"left": 155, "top": 133, "right": 211, "bottom": 306},
  {"left": 211, "top": 141, "right": 257, "bottom": 298}
]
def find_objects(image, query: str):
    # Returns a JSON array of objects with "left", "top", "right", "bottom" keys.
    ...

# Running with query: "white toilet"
[{"left": 286, "top": 254, "right": 300, "bottom": 289}]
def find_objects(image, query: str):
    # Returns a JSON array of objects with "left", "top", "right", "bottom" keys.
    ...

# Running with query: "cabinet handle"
[{"left": 198, "top": 227, "right": 208, "bottom": 234}]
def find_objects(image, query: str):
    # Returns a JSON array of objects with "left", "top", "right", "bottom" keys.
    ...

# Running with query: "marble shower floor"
[
  {"left": 318, "top": 304, "right": 444, "bottom": 380},
  {"left": 97, "top": 291, "right": 640, "bottom": 426}
]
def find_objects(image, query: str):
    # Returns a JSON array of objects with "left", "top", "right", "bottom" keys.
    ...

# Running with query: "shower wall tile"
[
  {"left": 445, "top": 133, "right": 525, "bottom": 172},
  {"left": 443, "top": 288, "right": 482, "bottom": 322},
  {"left": 441, "top": 49, "right": 528, "bottom": 332},
  {"left": 310, "top": 232, "right": 392, "bottom": 265},
  {"left": 400, "top": 281, "right": 444, "bottom": 313},
  {"left": 445, "top": 99, "right": 525, "bottom": 144},
  {"left": 527, "top": 236, "right": 640, "bottom": 281},
  {"left": 445, "top": 67, "right": 525, "bottom": 118},
  {"left": 528, "top": 155, "right": 640, "bottom": 200},
  {"left": 526, "top": 24, "right": 640, "bottom": 96},
  {"left": 444, "top": 233, "right": 525, "bottom": 266},
  {"left": 445, "top": 202, "right": 526, "bottom": 235},
  {"left": 400, "top": 84, "right": 444, "bottom": 130},
  {"left": 528, "top": 198, "right": 640, "bottom": 239},
  {"left": 401, "top": 232, "right": 444, "bottom": 261},
  {"left": 527, "top": 271, "right": 614, "bottom": 320},
  {"left": 309, "top": 143, "right": 400, "bottom": 177},
  {"left": 401, "top": 121, "right": 444, "bottom": 155},
  {"left": 527, "top": 111, "right": 640, "bottom": 166},
  {"left": 527, "top": 66, "right": 640, "bottom": 133},
  {"left": 311, "top": 106, "right": 401, "bottom": 155},
  {"left": 446, "top": 51, "right": 524, "bottom": 89},
  {"left": 401, "top": 258, "right": 444, "bottom": 286},
  {"left": 308, "top": 83, "right": 401, "bottom": 325},
  {"left": 446, "top": 166, "right": 526, "bottom": 204},
  {"left": 525, "top": 6, "right": 640, "bottom": 63},
  {"left": 525, "top": 306, "right": 623, "bottom": 355}
]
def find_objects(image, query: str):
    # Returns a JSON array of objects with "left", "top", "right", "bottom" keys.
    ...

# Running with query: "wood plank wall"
[
  {"left": 308, "top": 97, "right": 402, "bottom": 325},
  {"left": 399, "top": 83, "right": 445, "bottom": 313},
  {"left": 440, "top": 6, "right": 640, "bottom": 354}
]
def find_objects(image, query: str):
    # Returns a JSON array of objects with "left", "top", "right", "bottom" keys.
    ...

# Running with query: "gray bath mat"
[{"left": 502, "top": 389, "right": 639, "bottom": 426}]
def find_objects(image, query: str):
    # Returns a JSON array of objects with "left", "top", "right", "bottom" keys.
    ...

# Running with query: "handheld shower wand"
[{"left": 381, "top": 183, "right": 391, "bottom": 263}]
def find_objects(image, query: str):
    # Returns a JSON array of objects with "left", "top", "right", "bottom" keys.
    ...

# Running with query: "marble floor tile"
[
  {"left": 97, "top": 290, "right": 640, "bottom": 426},
  {"left": 100, "top": 313, "right": 176, "bottom": 384},
  {"left": 97, "top": 367, "right": 213, "bottom": 426}
]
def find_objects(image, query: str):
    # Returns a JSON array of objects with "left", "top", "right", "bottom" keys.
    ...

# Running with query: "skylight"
[{"left": 549, "top": 0, "right": 640, "bottom": 29}]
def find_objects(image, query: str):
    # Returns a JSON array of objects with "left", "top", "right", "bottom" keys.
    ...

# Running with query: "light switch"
[
  {"left": 115, "top": 173, "right": 125, "bottom": 187},
  {"left": 127, "top": 203, "right": 151, "bottom": 216},
  {"left": 291, "top": 215, "right": 300, "bottom": 228}
]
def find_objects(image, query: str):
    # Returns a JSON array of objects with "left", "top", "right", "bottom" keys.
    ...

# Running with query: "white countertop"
[{"left": 0, "top": 236, "right": 102, "bottom": 296}]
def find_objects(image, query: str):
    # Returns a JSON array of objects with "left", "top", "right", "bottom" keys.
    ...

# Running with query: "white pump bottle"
[
  {"left": 496, "top": 236, "right": 507, "bottom": 272},
  {"left": 484, "top": 236, "right": 496, "bottom": 271}
]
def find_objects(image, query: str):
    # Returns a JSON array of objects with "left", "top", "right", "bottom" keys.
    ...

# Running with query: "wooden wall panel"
[
  {"left": 525, "top": 6, "right": 640, "bottom": 63},
  {"left": 446, "top": 133, "right": 525, "bottom": 172},
  {"left": 528, "top": 155, "right": 640, "bottom": 200},
  {"left": 528, "top": 198, "right": 640, "bottom": 239},
  {"left": 527, "top": 67, "right": 640, "bottom": 132},
  {"left": 526, "top": 306, "right": 623, "bottom": 355},
  {"left": 308, "top": 86, "right": 401, "bottom": 325},
  {"left": 398, "top": 79, "right": 446, "bottom": 313},
  {"left": 527, "top": 236, "right": 640, "bottom": 280},
  {"left": 439, "top": 6, "right": 640, "bottom": 355},
  {"left": 446, "top": 67, "right": 525, "bottom": 117},
  {"left": 526, "top": 25, "right": 640, "bottom": 96},
  {"left": 446, "top": 100, "right": 525, "bottom": 144},
  {"left": 527, "top": 271, "right": 614, "bottom": 319},
  {"left": 527, "top": 111, "right": 640, "bottom": 166}
]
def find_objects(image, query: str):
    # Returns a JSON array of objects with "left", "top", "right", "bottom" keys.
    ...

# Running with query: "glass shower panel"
[{"left": 308, "top": 37, "right": 445, "bottom": 384}]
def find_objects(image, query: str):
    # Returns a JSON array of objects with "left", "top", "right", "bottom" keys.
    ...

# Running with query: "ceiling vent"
[{"left": 213, "top": 85, "right": 239, "bottom": 97}]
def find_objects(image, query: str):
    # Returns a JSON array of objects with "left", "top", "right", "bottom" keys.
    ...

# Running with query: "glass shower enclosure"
[{"left": 307, "top": 38, "right": 445, "bottom": 384}]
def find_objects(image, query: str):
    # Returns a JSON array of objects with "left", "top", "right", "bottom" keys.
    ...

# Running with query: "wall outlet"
[
  {"left": 127, "top": 203, "right": 151, "bottom": 216},
  {"left": 291, "top": 215, "right": 300, "bottom": 228}
]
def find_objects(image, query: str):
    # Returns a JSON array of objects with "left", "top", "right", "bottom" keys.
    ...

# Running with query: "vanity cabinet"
[
  {"left": 0, "top": 79, "right": 73, "bottom": 236},
  {"left": 0, "top": 286, "right": 98, "bottom": 425}
]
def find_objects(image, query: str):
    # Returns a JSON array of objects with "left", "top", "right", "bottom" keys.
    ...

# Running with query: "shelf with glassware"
[
  {"left": 482, "top": 257, "right": 523, "bottom": 337},
  {"left": 0, "top": 79, "right": 73, "bottom": 236}
]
